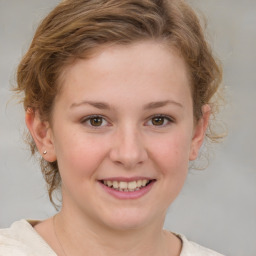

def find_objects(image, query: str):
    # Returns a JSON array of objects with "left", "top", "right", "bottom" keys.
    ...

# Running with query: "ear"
[
  {"left": 25, "top": 108, "right": 57, "bottom": 162},
  {"left": 189, "top": 104, "right": 211, "bottom": 161}
]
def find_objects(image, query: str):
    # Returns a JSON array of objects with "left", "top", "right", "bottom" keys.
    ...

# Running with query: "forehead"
[{"left": 56, "top": 41, "right": 191, "bottom": 106}]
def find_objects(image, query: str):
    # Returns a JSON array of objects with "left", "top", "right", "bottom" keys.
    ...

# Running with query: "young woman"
[{"left": 0, "top": 0, "right": 224, "bottom": 255}]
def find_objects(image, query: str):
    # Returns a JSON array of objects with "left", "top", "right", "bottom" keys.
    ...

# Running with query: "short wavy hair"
[{"left": 15, "top": 0, "right": 223, "bottom": 205}]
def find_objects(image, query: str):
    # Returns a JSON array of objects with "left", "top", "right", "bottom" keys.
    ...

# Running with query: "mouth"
[{"left": 100, "top": 179, "right": 155, "bottom": 192}]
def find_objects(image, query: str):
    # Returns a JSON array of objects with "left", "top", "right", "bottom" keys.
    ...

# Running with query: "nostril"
[{"left": 109, "top": 149, "right": 148, "bottom": 168}]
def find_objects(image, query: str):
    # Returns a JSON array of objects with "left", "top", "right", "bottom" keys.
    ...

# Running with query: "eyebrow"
[
  {"left": 70, "top": 101, "right": 111, "bottom": 110},
  {"left": 70, "top": 99, "right": 183, "bottom": 110},
  {"left": 143, "top": 100, "right": 183, "bottom": 109}
]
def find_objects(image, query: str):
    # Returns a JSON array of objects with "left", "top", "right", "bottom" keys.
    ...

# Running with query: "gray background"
[{"left": 0, "top": 1, "right": 255, "bottom": 255}]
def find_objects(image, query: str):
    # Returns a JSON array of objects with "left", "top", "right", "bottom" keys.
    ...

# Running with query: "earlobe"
[
  {"left": 189, "top": 104, "right": 211, "bottom": 161},
  {"left": 25, "top": 108, "right": 57, "bottom": 162}
]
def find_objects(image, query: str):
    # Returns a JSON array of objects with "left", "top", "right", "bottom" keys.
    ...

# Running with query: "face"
[{"left": 31, "top": 41, "right": 208, "bottom": 231}]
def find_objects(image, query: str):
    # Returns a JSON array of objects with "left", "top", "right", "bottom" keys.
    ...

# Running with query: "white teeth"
[
  {"left": 113, "top": 181, "right": 118, "bottom": 189},
  {"left": 128, "top": 181, "right": 137, "bottom": 190},
  {"left": 107, "top": 181, "right": 113, "bottom": 187},
  {"left": 119, "top": 181, "right": 128, "bottom": 190},
  {"left": 102, "top": 179, "right": 151, "bottom": 191},
  {"left": 142, "top": 180, "right": 147, "bottom": 186},
  {"left": 137, "top": 180, "right": 142, "bottom": 187}
]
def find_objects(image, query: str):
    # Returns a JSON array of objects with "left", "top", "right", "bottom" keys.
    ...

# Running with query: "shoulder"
[
  {"left": 177, "top": 234, "right": 225, "bottom": 256},
  {"left": 0, "top": 219, "right": 56, "bottom": 256}
]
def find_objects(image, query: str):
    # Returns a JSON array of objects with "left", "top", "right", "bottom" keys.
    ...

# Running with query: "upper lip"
[{"left": 99, "top": 177, "right": 156, "bottom": 182}]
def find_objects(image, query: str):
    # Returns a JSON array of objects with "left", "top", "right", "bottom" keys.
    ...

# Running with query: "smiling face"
[{"left": 29, "top": 41, "right": 208, "bottom": 231}]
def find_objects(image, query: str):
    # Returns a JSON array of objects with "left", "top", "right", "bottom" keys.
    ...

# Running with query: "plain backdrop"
[{"left": 0, "top": 1, "right": 256, "bottom": 256}]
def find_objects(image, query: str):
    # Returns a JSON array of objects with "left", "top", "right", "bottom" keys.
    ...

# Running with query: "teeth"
[
  {"left": 137, "top": 180, "right": 142, "bottom": 187},
  {"left": 119, "top": 181, "right": 128, "bottom": 190},
  {"left": 142, "top": 180, "right": 147, "bottom": 186},
  {"left": 107, "top": 181, "right": 113, "bottom": 187},
  {"left": 128, "top": 181, "right": 136, "bottom": 190},
  {"left": 102, "top": 179, "right": 151, "bottom": 192},
  {"left": 113, "top": 181, "right": 118, "bottom": 189}
]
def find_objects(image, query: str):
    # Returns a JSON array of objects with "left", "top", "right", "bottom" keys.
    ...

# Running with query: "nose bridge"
[{"left": 109, "top": 122, "right": 148, "bottom": 168}]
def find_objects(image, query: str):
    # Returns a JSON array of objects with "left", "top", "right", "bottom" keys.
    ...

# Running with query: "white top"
[{"left": 0, "top": 220, "right": 225, "bottom": 256}]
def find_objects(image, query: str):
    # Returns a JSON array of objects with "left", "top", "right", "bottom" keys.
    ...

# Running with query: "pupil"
[
  {"left": 152, "top": 117, "right": 164, "bottom": 125},
  {"left": 90, "top": 117, "right": 102, "bottom": 126}
]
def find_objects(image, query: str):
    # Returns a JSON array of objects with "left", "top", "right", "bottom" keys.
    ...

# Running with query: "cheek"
[
  {"left": 148, "top": 135, "right": 190, "bottom": 209},
  {"left": 150, "top": 133, "right": 192, "bottom": 173},
  {"left": 54, "top": 133, "right": 109, "bottom": 179}
]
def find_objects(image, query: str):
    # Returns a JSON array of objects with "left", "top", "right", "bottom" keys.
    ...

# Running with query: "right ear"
[{"left": 25, "top": 108, "right": 57, "bottom": 162}]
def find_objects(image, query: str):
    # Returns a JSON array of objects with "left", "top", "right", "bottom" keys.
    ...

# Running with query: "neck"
[{"left": 54, "top": 208, "right": 180, "bottom": 256}]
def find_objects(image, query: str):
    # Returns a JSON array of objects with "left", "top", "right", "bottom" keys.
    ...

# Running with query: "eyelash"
[
  {"left": 81, "top": 115, "right": 109, "bottom": 128},
  {"left": 145, "top": 114, "right": 174, "bottom": 127},
  {"left": 81, "top": 114, "right": 174, "bottom": 128}
]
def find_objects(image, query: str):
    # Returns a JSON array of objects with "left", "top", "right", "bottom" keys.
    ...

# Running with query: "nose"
[{"left": 109, "top": 125, "right": 148, "bottom": 169}]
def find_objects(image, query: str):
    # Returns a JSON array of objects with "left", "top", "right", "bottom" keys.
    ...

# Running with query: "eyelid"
[
  {"left": 80, "top": 114, "right": 174, "bottom": 128},
  {"left": 81, "top": 114, "right": 110, "bottom": 128},
  {"left": 145, "top": 114, "right": 175, "bottom": 127}
]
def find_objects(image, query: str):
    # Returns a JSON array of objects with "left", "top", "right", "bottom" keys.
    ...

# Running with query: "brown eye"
[
  {"left": 146, "top": 115, "right": 173, "bottom": 127},
  {"left": 152, "top": 116, "right": 165, "bottom": 126},
  {"left": 90, "top": 117, "right": 103, "bottom": 126},
  {"left": 82, "top": 115, "right": 109, "bottom": 128}
]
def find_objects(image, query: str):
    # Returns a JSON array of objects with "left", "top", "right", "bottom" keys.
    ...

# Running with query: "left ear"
[{"left": 189, "top": 104, "right": 211, "bottom": 161}]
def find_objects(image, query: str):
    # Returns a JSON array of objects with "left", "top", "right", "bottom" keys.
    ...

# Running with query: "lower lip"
[{"left": 98, "top": 181, "right": 155, "bottom": 200}]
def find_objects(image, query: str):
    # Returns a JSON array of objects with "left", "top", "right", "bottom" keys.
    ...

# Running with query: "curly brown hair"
[{"left": 15, "top": 0, "right": 223, "bottom": 206}]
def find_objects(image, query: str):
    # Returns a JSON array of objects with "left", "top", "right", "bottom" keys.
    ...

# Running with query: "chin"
[{"left": 99, "top": 207, "right": 159, "bottom": 232}]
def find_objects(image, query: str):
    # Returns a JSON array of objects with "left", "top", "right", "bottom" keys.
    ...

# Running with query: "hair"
[{"left": 15, "top": 0, "right": 223, "bottom": 206}]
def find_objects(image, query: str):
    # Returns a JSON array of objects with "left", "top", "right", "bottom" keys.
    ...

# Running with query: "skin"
[{"left": 26, "top": 41, "right": 210, "bottom": 256}]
